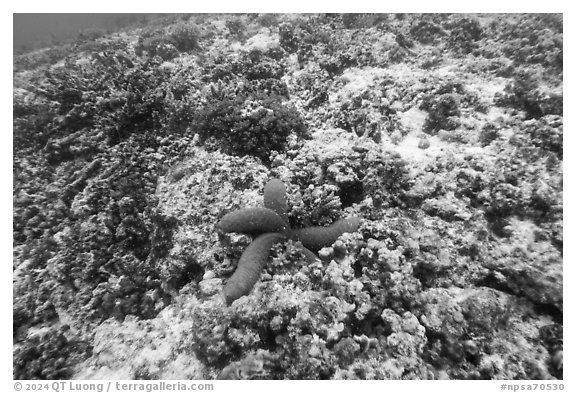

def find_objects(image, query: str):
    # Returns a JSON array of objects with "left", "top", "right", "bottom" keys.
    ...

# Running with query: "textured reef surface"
[{"left": 13, "top": 14, "right": 562, "bottom": 380}]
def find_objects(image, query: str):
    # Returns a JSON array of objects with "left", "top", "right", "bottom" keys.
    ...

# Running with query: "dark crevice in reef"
[
  {"left": 348, "top": 310, "right": 387, "bottom": 338},
  {"left": 338, "top": 180, "right": 364, "bottom": 208},
  {"left": 484, "top": 212, "right": 512, "bottom": 238},
  {"left": 475, "top": 271, "right": 516, "bottom": 295},
  {"left": 259, "top": 327, "right": 280, "bottom": 352},
  {"left": 352, "top": 259, "right": 364, "bottom": 278},
  {"left": 475, "top": 272, "right": 563, "bottom": 323},
  {"left": 412, "top": 259, "right": 440, "bottom": 289},
  {"left": 533, "top": 303, "right": 563, "bottom": 324},
  {"left": 550, "top": 235, "right": 563, "bottom": 255},
  {"left": 170, "top": 256, "right": 206, "bottom": 291}
]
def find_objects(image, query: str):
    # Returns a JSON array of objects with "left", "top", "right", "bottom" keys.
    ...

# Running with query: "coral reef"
[
  {"left": 13, "top": 13, "right": 562, "bottom": 380},
  {"left": 191, "top": 92, "right": 308, "bottom": 163}
]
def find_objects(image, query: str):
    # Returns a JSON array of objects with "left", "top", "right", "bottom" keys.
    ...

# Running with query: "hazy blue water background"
[{"left": 13, "top": 14, "right": 150, "bottom": 52}]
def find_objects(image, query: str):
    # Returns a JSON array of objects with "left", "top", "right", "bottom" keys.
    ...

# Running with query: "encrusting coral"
[{"left": 217, "top": 178, "right": 362, "bottom": 305}]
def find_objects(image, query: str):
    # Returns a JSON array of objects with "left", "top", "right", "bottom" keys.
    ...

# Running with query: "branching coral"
[
  {"left": 217, "top": 178, "right": 362, "bottom": 305},
  {"left": 191, "top": 90, "right": 307, "bottom": 163}
]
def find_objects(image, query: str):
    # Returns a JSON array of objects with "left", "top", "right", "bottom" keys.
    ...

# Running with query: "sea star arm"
[
  {"left": 217, "top": 207, "right": 288, "bottom": 234},
  {"left": 223, "top": 232, "right": 287, "bottom": 305},
  {"left": 263, "top": 178, "right": 289, "bottom": 224},
  {"left": 289, "top": 216, "right": 362, "bottom": 251}
]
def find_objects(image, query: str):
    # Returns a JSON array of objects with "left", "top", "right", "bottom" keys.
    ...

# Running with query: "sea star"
[{"left": 217, "top": 179, "right": 362, "bottom": 305}]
